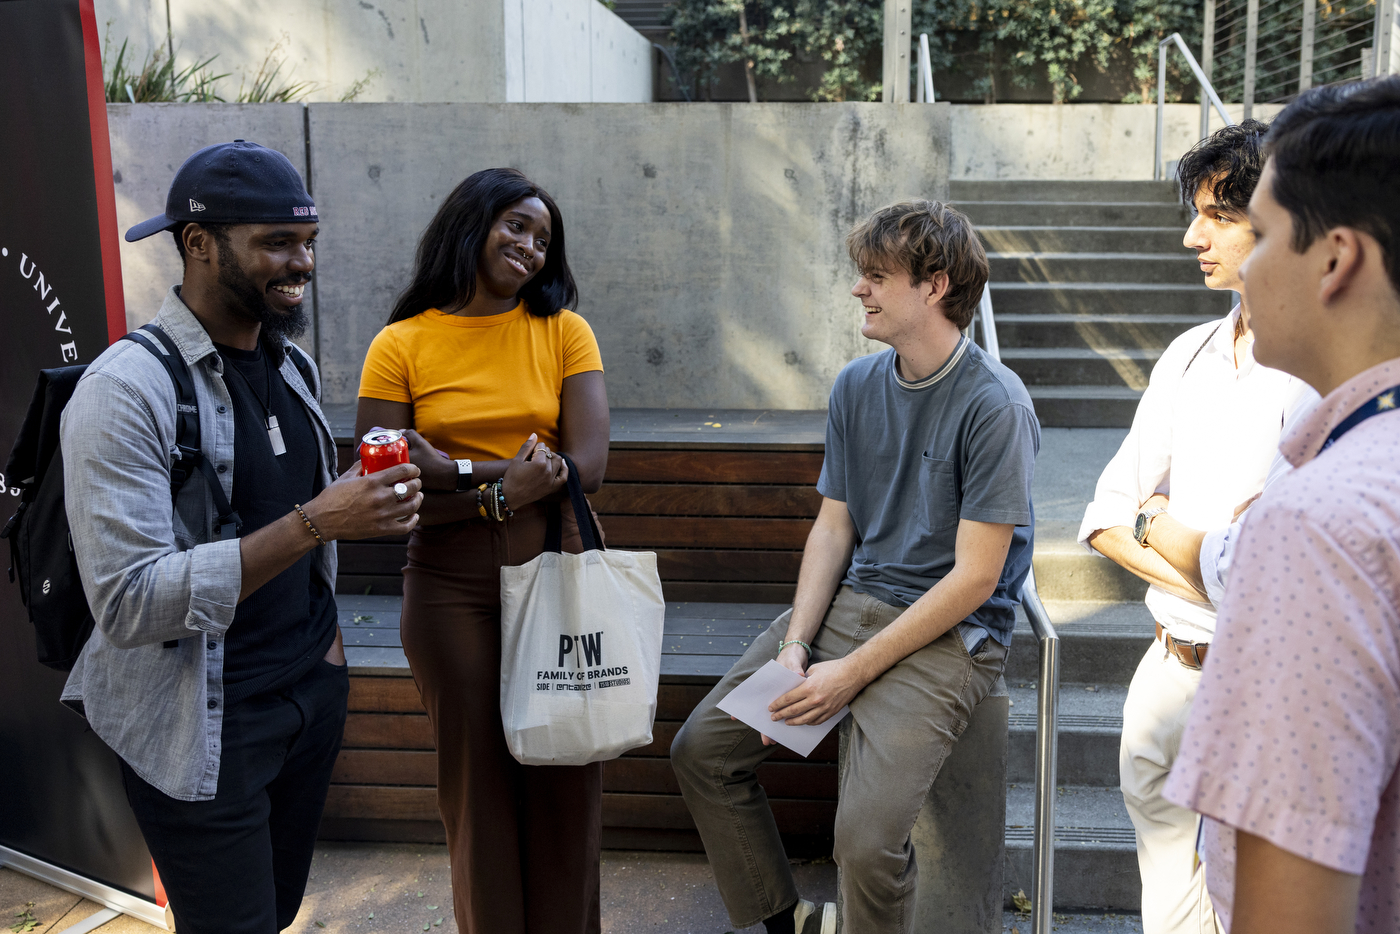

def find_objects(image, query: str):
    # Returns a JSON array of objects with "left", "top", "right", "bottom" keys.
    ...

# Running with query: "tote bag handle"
[{"left": 543, "top": 452, "right": 604, "bottom": 554}]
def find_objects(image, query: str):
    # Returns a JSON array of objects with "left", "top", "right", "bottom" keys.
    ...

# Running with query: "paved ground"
[{"left": 4, "top": 845, "right": 1140, "bottom": 934}]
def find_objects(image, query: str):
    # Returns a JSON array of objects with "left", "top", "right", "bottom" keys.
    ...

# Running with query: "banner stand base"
[{"left": 0, "top": 845, "right": 169, "bottom": 931}]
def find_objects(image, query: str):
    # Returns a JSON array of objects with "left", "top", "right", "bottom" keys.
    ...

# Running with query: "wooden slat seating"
[
  {"left": 319, "top": 437, "right": 838, "bottom": 853},
  {"left": 333, "top": 445, "right": 824, "bottom": 603},
  {"left": 322, "top": 604, "right": 839, "bottom": 852}
]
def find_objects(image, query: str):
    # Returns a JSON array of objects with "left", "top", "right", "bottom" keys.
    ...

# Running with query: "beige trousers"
[
  {"left": 1120, "top": 638, "right": 1224, "bottom": 934},
  {"left": 671, "top": 587, "right": 1007, "bottom": 933}
]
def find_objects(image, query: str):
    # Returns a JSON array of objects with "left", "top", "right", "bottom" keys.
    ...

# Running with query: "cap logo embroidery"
[
  {"left": 292, "top": 206, "right": 318, "bottom": 217},
  {"left": 189, "top": 199, "right": 206, "bottom": 212}
]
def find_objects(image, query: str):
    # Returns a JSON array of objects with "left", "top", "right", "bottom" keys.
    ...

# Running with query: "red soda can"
[{"left": 359, "top": 429, "right": 410, "bottom": 475}]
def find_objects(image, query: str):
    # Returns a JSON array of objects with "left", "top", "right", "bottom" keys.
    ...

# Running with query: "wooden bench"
[
  {"left": 319, "top": 408, "right": 837, "bottom": 852},
  {"left": 330, "top": 408, "right": 824, "bottom": 604}
]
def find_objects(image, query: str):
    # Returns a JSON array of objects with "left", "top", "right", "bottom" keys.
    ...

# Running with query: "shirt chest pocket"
[{"left": 917, "top": 455, "right": 960, "bottom": 533}]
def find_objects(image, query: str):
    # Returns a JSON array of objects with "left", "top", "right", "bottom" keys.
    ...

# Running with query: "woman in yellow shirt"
[{"left": 356, "top": 168, "right": 608, "bottom": 934}]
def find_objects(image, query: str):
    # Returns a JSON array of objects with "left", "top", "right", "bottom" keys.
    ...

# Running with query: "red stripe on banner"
[
  {"left": 77, "top": 0, "right": 126, "bottom": 345},
  {"left": 151, "top": 859, "right": 168, "bottom": 908}
]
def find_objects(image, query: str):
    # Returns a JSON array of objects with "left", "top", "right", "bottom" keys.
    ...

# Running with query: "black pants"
[{"left": 121, "top": 659, "right": 349, "bottom": 934}]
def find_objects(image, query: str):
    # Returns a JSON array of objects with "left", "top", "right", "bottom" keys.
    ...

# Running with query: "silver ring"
[{"left": 393, "top": 482, "right": 409, "bottom": 502}]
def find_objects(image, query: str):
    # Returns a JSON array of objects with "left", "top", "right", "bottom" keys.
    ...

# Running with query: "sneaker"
[{"left": 792, "top": 898, "right": 837, "bottom": 934}]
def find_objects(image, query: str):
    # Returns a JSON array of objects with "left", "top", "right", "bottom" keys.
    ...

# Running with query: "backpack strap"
[
  {"left": 122, "top": 325, "right": 241, "bottom": 541},
  {"left": 284, "top": 343, "right": 318, "bottom": 400}
]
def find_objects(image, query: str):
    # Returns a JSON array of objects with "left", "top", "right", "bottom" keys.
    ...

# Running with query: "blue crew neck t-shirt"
[{"left": 816, "top": 337, "right": 1039, "bottom": 646}]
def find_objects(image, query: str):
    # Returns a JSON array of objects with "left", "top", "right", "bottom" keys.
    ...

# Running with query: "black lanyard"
[
  {"left": 1319, "top": 384, "right": 1400, "bottom": 453},
  {"left": 223, "top": 350, "right": 287, "bottom": 456}
]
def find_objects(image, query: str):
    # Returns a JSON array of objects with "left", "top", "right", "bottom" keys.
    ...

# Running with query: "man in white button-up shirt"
[{"left": 1078, "top": 122, "right": 1311, "bottom": 934}]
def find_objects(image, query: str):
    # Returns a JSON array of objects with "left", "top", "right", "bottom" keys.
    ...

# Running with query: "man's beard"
[{"left": 217, "top": 250, "right": 310, "bottom": 342}]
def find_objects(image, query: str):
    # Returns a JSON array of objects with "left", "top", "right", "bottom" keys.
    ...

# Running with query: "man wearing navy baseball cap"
[{"left": 60, "top": 140, "right": 423, "bottom": 932}]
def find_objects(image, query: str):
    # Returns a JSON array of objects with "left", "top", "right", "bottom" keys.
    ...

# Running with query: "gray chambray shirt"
[{"left": 60, "top": 287, "right": 338, "bottom": 801}]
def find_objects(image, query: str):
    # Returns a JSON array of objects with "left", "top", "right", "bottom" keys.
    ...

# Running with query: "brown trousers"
[{"left": 400, "top": 503, "right": 602, "bottom": 934}]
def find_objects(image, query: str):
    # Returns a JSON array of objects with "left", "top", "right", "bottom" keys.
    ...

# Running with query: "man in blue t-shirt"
[{"left": 673, "top": 200, "right": 1039, "bottom": 934}]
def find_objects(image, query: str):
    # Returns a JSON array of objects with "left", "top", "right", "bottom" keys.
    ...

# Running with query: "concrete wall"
[
  {"left": 950, "top": 103, "right": 1287, "bottom": 179},
  {"left": 94, "top": 0, "right": 651, "bottom": 103},
  {"left": 308, "top": 102, "right": 951, "bottom": 406},
  {"left": 504, "top": 0, "right": 653, "bottom": 102},
  {"left": 104, "top": 102, "right": 951, "bottom": 409}
]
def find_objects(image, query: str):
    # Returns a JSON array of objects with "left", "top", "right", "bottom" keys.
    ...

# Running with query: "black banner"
[{"left": 0, "top": 0, "right": 156, "bottom": 905}]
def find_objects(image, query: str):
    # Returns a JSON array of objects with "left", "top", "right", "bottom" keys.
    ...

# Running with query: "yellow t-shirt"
[{"left": 357, "top": 304, "right": 604, "bottom": 461}]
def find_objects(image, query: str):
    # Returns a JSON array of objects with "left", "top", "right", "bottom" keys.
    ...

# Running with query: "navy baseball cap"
[{"left": 125, "top": 139, "right": 319, "bottom": 242}]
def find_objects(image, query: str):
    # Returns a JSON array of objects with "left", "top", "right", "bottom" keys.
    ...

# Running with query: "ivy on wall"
[{"left": 665, "top": 0, "right": 1203, "bottom": 102}]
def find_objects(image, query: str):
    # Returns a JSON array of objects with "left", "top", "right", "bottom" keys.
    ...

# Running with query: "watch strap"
[{"left": 454, "top": 459, "right": 474, "bottom": 493}]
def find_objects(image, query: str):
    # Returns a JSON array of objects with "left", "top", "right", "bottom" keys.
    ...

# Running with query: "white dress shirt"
[
  {"left": 1077, "top": 306, "right": 1311, "bottom": 643},
  {"left": 1196, "top": 384, "right": 1320, "bottom": 607}
]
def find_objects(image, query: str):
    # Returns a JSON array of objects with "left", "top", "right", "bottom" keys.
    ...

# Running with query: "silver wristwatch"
[
  {"left": 454, "top": 458, "right": 474, "bottom": 492},
  {"left": 1133, "top": 507, "right": 1166, "bottom": 546}
]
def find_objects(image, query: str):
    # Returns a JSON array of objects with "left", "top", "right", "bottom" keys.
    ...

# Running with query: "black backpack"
[{"left": 1, "top": 324, "right": 252, "bottom": 670}]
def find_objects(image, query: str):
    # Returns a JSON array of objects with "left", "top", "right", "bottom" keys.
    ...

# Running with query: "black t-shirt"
[{"left": 215, "top": 341, "right": 336, "bottom": 703}]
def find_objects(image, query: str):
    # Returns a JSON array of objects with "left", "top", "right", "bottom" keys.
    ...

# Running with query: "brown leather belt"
[{"left": 1156, "top": 622, "right": 1209, "bottom": 670}]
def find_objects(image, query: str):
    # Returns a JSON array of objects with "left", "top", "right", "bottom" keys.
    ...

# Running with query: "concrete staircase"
[{"left": 951, "top": 180, "right": 1233, "bottom": 428}]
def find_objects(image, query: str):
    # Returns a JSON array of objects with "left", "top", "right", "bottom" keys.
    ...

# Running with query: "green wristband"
[{"left": 778, "top": 639, "right": 812, "bottom": 656}]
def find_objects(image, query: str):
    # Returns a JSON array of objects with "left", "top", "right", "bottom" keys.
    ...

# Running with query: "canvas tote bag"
[{"left": 499, "top": 454, "right": 665, "bottom": 765}]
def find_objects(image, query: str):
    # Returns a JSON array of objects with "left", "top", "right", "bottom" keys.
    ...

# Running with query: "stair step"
[
  {"left": 956, "top": 200, "right": 1190, "bottom": 227},
  {"left": 1007, "top": 600, "right": 1154, "bottom": 685},
  {"left": 990, "top": 281, "right": 1231, "bottom": 317},
  {"left": 952, "top": 179, "right": 1180, "bottom": 203},
  {"left": 1000, "top": 347, "right": 1162, "bottom": 388},
  {"left": 1004, "top": 784, "right": 1141, "bottom": 910},
  {"left": 989, "top": 253, "right": 1203, "bottom": 286},
  {"left": 1031, "top": 539, "right": 1149, "bottom": 602},
  {"left": 1007, "top": 682, "right": 1131, "bottom": 786},
  {"left": 980, "top": 226, "right": 1189, "bottom": 254},
  {"left": 995, "top": 313, "right": 1217, "bottom": 350}
]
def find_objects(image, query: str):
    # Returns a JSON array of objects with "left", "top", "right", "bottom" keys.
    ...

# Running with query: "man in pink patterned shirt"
[{"left": 1164, "top": 76, "right": 1400, "bottom": 934}]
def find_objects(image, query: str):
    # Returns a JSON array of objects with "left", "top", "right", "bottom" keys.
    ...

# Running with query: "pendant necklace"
[{"left": 226, "top": 349, "right": 286, "bottom": 456}]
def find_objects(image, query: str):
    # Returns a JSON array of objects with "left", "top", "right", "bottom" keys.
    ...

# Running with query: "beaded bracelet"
[
  {"left": 494, "top": 479, "right": 513, "bottom": 519},
  {"left": 293, "top": 504, "right": 325, "bottom": 546},
  {"left": 475, "top": 481, "right": 513, "bottom": 522},
  {"left": 778, "top": 639, "right": 811, "bottom": 657}
]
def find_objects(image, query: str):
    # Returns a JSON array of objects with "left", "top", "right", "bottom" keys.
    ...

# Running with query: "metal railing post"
[
  {"left": 882, "top": 0, "right": 911, "bottom": 101},
  {"left": 972, "top": 285, "right": 1056, "bottom": 932},
  {"left": 1021, "top": 568, "right": 1060, "bottom": 934},
  {"left": 1155, "top": 34, "right": 1235, "bottom": 179},
  {"left": 1201, "top": 0, "right": 1216, "bottom": 137},
  {"left": 978, "top": 284, "right": 1000, "bottom": 360},
  {"left": 1377, "top": 0, "right": 1399, "bottom": 77},
  {"left": 1299, "top": 0, "right": 1316, "bottom": 91},
  {"left": 917, "top": 33, "right": 935, "bottom": 102},
  {"left": 1242, "top": 0, "right": 1259, "bottom": 120},
  {"left": 1155, "top": 42, "right": 1168, "bottom": 180}
]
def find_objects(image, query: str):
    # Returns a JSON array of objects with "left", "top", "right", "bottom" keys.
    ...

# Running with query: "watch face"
[{"left": 1134, "top": 513, "right": 1148, "bottom": 542}]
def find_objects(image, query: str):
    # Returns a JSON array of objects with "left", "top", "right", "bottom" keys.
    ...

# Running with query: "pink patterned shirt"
[{"left": 1164, "top": 357, "right": 1400, "bottom": 933}]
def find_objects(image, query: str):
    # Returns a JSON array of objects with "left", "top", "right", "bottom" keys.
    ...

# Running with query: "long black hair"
[{"left": 387, "top": 168, "right": 577, "bottom": 324}]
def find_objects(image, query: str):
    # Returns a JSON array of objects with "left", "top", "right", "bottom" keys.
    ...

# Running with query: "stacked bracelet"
[
  {"left": 778, "top": 639, "right": 812, "bottom": 656},
  {"left": 293, "top": 504, "right": 325, "bottom": 546},
  {"left": 475, "top": 480, "right": 514, "bottom": 522}
]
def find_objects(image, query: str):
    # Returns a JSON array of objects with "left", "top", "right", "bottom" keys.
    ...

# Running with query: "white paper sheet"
[{"left": 716, "top": 660, "right": 850, "bottom": 757}]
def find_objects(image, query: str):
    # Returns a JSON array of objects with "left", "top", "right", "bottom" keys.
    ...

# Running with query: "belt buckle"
[{"left": 1173, "top": 637, "right": 1205, "bottom": 670}]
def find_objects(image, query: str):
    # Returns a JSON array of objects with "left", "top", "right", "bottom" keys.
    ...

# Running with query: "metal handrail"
[
  {"left": 973, "top": 285, "right": 1060, "bottom": 934},
  {"left": 916, "top": 33, "right": 936, "bottom": 103},
  {"left": 653, "top": 44, "right": 692, "bottom": 102},
  {"left": 1154, "top": 32, "right": 1235, "bottom": 181}
]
